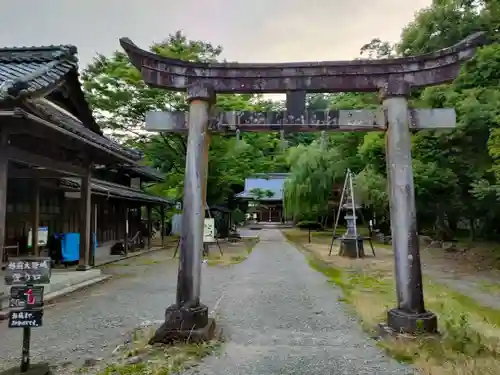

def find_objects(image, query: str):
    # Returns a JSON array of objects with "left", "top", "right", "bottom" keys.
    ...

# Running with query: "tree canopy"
[
  {"left": 82, "top": 31, "right": 291, "bottom": 207},
  {"left": 284, "top": 0, "right": 500, "bottom": 239},
  {"left": 82, "top": 0, "right": 500, "bottom": 239}
]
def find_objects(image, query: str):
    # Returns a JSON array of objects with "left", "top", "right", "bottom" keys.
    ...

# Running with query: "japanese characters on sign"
[
  {"left": 8, "top": 310, "right": 43, "bottom": 328},
  {"left": 203, "top": 218, "right": 215, "bottom": 243},
  {"left": 5, "top": 258, "right": 50, "bottom": 330},
  {"left": 4, "top": 257, "right": 51, "bottom": 285},
  {"left": 9, "top": 286, "right": 44, "bottom": 309},
  {"left": 145, "top": 109, "right": 389, "bottom": 133}
]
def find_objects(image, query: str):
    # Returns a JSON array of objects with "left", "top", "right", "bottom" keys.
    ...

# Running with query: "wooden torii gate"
[{"left": 120, "top": 32, "right": 485, "bottom": 342}]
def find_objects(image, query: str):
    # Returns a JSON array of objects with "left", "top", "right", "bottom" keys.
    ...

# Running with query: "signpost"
[{"left": 3, "top": 257, "right": 51, "bottom": 375}]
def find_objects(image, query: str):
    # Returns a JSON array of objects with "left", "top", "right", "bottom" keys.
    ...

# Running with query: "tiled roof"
[
  {"left": 61, "top": 177, "right": 173, "bottom": 205},
  {"left": 25, "top": 99, "right": 142, "bottom": 162},
  {"left": 235, "top": 173, "right": 289, "bottom": 201},
  {"left": 121, "top": 164, "right": 165, "bottom": 182},
  {"left": 0, "top": 44, "right": 143, "bottom": 163},
  {"left": 0, "top": 45, "right": 78, "bottom": 100},
  {"left": 92, "top": 179, "right": 172, "bottom": 205}
]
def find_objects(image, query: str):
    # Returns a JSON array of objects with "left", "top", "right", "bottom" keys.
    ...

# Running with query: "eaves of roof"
[{"left": 0, "top": 44, "right": 143, "bottom": 163}]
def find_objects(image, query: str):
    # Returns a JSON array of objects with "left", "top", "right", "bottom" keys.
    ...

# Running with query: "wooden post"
[
  {"left": 0, "top": 129, "right": 8, "bottom": 262},
  {"left": 146, "top": 205, "right": 152, "bottom": 249},
  {"left": 31, "top": 179, "right": 40, "bottom": 256},
  {"left": 124, "top": 206, "right": 129, "bottom": 255},
  {"left": 115, "top": 201, "right": 120, "bottom": 241},
  {"left": 160, "top": 205, "right": 165, "bottom": 248},
  {"left": 59, "top": 192, "right": 66, "bottom": 233},
  {"left": 77, "top": 169, "right": 92, "bottom": 270},
  {"left": 90, "top": 201, "right": 97, "bottom": 266}
]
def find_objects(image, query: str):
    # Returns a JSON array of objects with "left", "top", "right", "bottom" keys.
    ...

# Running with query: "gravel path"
[
  {"left": 0, "top": 230, "right": 414, "bottom": 374},
  {"left": 187, "top": 229, "right": 413, "bottom": 375}
]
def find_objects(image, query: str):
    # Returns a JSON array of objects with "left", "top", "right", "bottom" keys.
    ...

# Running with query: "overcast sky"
[{"left": 0, "top": 0, "right": 431, "bottom": 68}]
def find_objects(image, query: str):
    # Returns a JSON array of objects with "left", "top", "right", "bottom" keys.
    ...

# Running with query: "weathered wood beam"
[
  {"left": 286, "top": 91, "right": 306, "bottom": 118},
  {"left": 17, "top": 108, "right": 139, "bottom": 165},
  {"left": 31, "top": 179, "right": 40, "bottom": 256},
  {"left": 9, "top": 167, "right": 69, "bottom": 179},
  {"left": 0, "top": 129, "right": 9, "bottom": 256},
  {"left": 160, "top": 206, "right": 165, "bottom": 248},
  {"left": 147, "top": 205, "right": 152, "bottom": 250},
  {"left": 121, "top": 33, "right": 485, "bottom": 93},
  {"left": 6, "top": 146, "right": 86, "bottom": 176},
  {"left": 77, "top": 168, "right": 92, "bottom": 270},
  {"left": 145, "top": 108, "right": 456, "bottom": 133}
]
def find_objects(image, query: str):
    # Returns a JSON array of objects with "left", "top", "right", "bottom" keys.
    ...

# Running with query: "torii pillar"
[
  {"left": 382, "top": 80, "right": 435, "bottom": 333},
  {"left": 149, "top": 84, "right": 216, "bottom": 344}
]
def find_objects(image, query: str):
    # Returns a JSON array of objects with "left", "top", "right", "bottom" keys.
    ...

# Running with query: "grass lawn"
[
  {"left": 284, "top": 228, "right": 500, "bottom": 375},
  {"left": 205, "top": 238, "right": 259, "bottom": 266}
]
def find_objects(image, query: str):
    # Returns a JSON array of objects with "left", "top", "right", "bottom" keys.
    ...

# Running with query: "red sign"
[{"left": 24, "top": 289, "right": 35, "bottom": 305}]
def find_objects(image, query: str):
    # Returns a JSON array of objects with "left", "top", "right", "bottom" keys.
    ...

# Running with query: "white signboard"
[
  {"left": 28, "top": 227, "right": 49, "bottom": 248},
  {"left": 203, "top": 218, "right": 215, "bottom": 243}
]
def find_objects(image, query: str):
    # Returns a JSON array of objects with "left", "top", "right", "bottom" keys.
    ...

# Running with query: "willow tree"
[{"left": 284, "top": 141, "right": 347, "bottom": 224}]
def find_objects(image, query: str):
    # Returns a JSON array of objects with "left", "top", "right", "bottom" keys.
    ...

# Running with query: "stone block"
[
  {"left": 339, "top": 238, "right": 365, "bottom": 258},
  {"left": 149, "top": 303, "right": 216, "bottom": 344}
]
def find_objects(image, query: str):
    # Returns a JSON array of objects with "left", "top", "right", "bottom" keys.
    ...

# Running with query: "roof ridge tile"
[{"left": 0, "top": 45, "right": 77, "bottom": 64}]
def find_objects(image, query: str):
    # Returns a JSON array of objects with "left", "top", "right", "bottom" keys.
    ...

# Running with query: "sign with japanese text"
[
  {"left": 8, "top": 310, "right": 43, "bottom": 328},
  {"left": 4, "top": 257, "right": 51, "bottom": 285},
  {"left": 203, "top": 218, "right": 215, "bottom": 243},
  {"left": 9, "top": 286, "right": 44, "bottom": 309}
]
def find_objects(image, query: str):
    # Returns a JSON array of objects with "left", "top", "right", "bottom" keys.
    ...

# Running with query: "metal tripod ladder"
[{"left": 328, "top": 169, "right": 375, "bottom": 257}]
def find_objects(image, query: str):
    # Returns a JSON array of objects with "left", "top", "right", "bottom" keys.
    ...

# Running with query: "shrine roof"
[{"left": 236, "top": 173, "right": 290, "bottom": 201}]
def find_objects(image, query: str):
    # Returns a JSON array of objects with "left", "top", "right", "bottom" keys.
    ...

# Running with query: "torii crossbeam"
[
  {"left": 120, "top": 32, "right": 486, "bottom": 341},
  {"left": 144, "top": 108, "right": 457, "bottom": 133}
]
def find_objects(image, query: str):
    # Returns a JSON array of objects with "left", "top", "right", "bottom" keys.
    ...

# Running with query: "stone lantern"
[{"left": 339, "top": 196, "right": 364, "bottom": 258}]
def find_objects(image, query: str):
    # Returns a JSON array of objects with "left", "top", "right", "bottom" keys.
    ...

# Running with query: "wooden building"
[
  {"left": 235, "top": 173, "right": 288, "bottom": 223},
  {"left": 0, "top": 44, "right": 171, "bottom": 270}
]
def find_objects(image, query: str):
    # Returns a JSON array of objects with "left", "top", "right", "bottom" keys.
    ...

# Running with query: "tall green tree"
[
  {"left": 82, "top": 31, "right": 284, "bottom": 206},
  {"left": 284, "top": 0, "right": 500, "bottom": 240}
]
